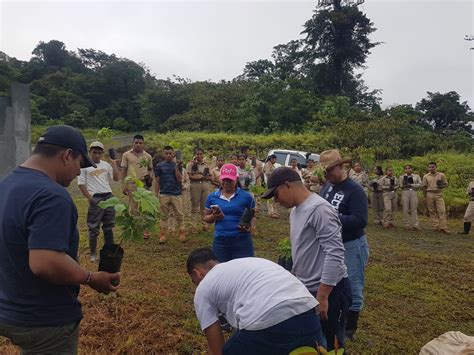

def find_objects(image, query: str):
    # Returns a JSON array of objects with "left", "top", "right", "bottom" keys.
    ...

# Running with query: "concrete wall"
[{"left": 0, "top": 83, "right": 31, "bottom": 177}]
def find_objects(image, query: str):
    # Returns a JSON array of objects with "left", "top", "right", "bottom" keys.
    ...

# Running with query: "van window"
[
  {"left": 274, "top": 152, "right": 287, "bottom": 166},
  {"left": 290, "top": 154, "right": 306, "bottom": 166}
]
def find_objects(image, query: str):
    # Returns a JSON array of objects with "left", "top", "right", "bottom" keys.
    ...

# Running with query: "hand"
[
  {"left": 316, "top": 292, "right": 329, "bottom": 320},
  {"left": 212, "top": 210, "right": 225, "bottom": 221},
  {"left": 88, "top": 271, "right": 120, "bottom": 294},
  {"left": 239, "top": 224, "right": 251, "bottom": 233}
]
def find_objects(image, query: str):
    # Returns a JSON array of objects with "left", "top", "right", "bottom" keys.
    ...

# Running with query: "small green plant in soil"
[{"left": 277, "top": 237, "right": 293, "bottom": 271}]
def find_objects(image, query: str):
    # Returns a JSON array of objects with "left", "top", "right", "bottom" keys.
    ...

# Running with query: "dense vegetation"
[{"left": 1, "top": 1, "right": 473, "bottom": 160}]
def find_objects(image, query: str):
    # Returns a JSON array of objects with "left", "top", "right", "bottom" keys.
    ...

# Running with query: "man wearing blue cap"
[{"left": 0, "top": 125, "right": 120, "bottom": 354}]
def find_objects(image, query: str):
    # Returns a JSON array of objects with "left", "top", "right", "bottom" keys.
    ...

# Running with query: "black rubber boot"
[
  {"left": 345, "top": 310, "right": 360, "bottom": 341},
  {"left": 458, "top": 222, "right": 471, "bottom": 235}
]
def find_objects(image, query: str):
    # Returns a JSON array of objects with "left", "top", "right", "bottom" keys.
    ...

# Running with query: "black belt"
[{"left": 93, "top": 192, "right": 112, "bottom": 198}]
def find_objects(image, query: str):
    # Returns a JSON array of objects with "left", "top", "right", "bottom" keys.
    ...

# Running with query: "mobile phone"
[
  {"left": 210, "top": 205, "right": 223, "bottom": 214},
  {"left": 108, "top": 148, "right": 117, "bottom": 160}
]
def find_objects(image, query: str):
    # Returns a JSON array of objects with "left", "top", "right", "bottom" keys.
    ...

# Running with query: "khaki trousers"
[
  {"left": 168, "top": 190, "right": 192, "bottom": 231},
  {"left": 190, "top": 181, "right": 210, "bottom": 227},
  {"left": 160, "top": 195, "right": 184, "bottom": 231},
  {"left": 371, "top": 192, "right": 384, "bottom": 224},
  {"left": 401, "top": 189, "right": 419, "bottom": 227},
  {"left": 426, "top": 192, "right": 447, "bottom": 230},
  {"left": 382, "top": 191, "right": 397, "bottom": 225},
  {"left": 463, "top": 201, "right": 474, "bottom": 222}
]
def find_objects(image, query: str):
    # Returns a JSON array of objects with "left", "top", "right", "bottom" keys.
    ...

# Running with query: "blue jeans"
[
  {"left": 223, "top": 309, "right": 323, "bottom": 355},
  {"left": 344, "top": 235, "right": 369, "bottom": 312},
  {"left": 212, "top": 236, "right": 254, "bottom": 262}
]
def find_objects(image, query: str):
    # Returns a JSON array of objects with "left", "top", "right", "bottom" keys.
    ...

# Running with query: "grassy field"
[{"left": 1, "top": 182, "right": 473, "bottom": 354}]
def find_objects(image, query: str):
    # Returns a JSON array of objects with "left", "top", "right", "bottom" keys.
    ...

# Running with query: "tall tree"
[{"left": 416, "top": 91, "right": 473, "bottom": 134}]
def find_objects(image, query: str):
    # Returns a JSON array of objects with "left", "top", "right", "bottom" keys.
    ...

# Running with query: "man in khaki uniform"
[
  {"left": 302, "top": 159, "right": 322, "bottom": 194},
  {"left": 120, "top": 134, "right": 153, "bottom": 239},
  {"left": 422, "top": 162, "right": 450, "bottom": 234},
  {"left": 399, "top": 165, "right": 422, "bottom": 231},
  {"left": 210, "top": 156, "right": 225, "bottom": 189},
  {"left": 379, "top": 167, "right": 399, "bottom": 228},
  {"left": 186, "top": 148, "right": 211, "bottom": 233},
  {"left": 368, "top": 166, "right": 384, "bottom": 225},
  {"left": 458, "top": 180, "right": 474, "bottom": 235},
  {"left": 349, "top": 162, "right": 369, "bottom": 197},
  {"left": 204, "top": 148, "right": 217, "bottom": 169},
  {"left": 120, "top": 134, "right": 153, "bottom": 190},
  {"left": 263, "top": 154, "right": 279, "bottom": 218}
]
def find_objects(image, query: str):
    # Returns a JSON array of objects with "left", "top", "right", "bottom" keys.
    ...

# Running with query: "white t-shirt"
[
  {"left": 194, "top": 257, "right": 318, "bottom": 332},
  {"left": 77, "top": 160, "right": 113, "bottom": 195}
]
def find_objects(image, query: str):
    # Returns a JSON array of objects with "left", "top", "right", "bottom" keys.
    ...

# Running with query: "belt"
[
  {"left": 191, "top": 181, "right": 209, "bottom": 184},
  {"left": 93, "top": 192, "right": 112, "bottom": 198}
]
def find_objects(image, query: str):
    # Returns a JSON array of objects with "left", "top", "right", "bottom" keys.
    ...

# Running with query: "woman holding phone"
[{"left": 204, "top": 163, "right": 256, "bottom": 262}]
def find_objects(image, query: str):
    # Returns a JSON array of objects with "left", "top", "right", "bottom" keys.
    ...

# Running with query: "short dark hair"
[
  {"left": 385, "top": 166, "right": 393, "bottom": 172},
  {"left": 290, "top": 158, "right": 297, "bottom": 162},
  {"left": 194, "top": 147, "right": 204, "bottom": 154},
  {"left": 163, "top": 145, "right": 173, "bottom": 151},
  {"left": 230, "top": 153, "right": 238, "bottom": 159},
  {"left": 307, "top": 158, "right": 314, "bottom": 163},
  {"left": 375, "top": 166, "right": 383, "bottom": 175},
  {"left": 240, "top": 146, "right": 250, "bottom": 153},
  {"left": 33, "top": 144, "right": 81, "bottom": 159},
  {"left": 237, "top": 154, "right": 246, "bottom": 160},
  {"left": 186, "top": 248, "right": 218, "bottom": 275},
  {"left": 404, "top": 164, "right": 412, "bottom": 169},
  {"left": 268, "top": 154, "right": 277, "bottom": 161},
  {"left": 133, "top": 134, "right": 144, "bottom": 141},
  {"left": 217, "top": 156, "right": 224, "bottom": 161},
  {"left": 428, "top": 162, "right": 437, "bottom": 167}
]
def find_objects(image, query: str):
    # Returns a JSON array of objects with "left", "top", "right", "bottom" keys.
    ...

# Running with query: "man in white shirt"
[
  {"left": 78, "top": 141, "right": 120, "bottom": 261},
  {"left": 187, "top": 248, "right": 323, "bottom": 355}
]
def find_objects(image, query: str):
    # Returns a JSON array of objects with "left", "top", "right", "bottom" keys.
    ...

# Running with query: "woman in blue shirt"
[{"left": 204, "top": 163, "right": 256, "bottom": 262}]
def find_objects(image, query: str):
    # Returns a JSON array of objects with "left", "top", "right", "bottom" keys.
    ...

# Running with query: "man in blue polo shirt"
[
  {"left": 154, "top": 145, "right": 186, "bottom": 244},
  {"left": 0, "top": 125, "right": 120, "bottom": 354},
  {"left": 203, "top": 163, "right": 256, "bottom": 262}
]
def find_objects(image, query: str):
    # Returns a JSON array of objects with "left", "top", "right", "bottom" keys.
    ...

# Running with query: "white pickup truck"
[{"left": 266, "top": 149, "right": 320, "bottom": 169}]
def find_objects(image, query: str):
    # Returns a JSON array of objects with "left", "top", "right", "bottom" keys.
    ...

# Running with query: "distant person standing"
[
  {"left": 349, "top": 162, "right": 369, "bottom": 197},
  {"left": 230, "top": 153, "right": 239, "bottom": 166},
  {"left": 204, "top": 147, "right": 217, "bottom": 169},
  {"left": 78, "top": 141, "right": 121, "bottom": 262},
  {"left": 368, "top": 166, "right": 384, "bottom": 226},
  {"left": 290, "top": 158, "right": 303, "bottom": 181},
  {"left": 458, "top": 180, "right": 474, "bottom": 235},
  {"left": 422, "top": 162, "right": 450, "bottom": 234},
  {"left": 154, "top": 146, "right": 186, "bottom": 244},
  {"left": 237, "top": 154, "right": 255, "bottom": 191},
  {"left": 121, "top": 134, "right": 153, "bottom": 239},
  {"left": 263, "top": 154, "right": 279, "bottom": 218},
  {"left": 187, "top": 148, "right": 212, "bottom": 233},
  {"left": 211, "top": 156, "right": 225, "bottom": 189},
  {"left": 379, "top": 167, "right": 399, "bottom": 229},
  {"left": 399, "top": 165, "right": 422, "bottom": 231}
]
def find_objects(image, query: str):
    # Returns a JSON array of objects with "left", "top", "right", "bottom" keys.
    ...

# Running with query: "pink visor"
[{"left": 220, "top": 163, "right": 238, "bottom": 181}]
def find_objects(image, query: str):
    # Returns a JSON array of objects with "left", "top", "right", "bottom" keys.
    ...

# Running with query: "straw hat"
[{"left": 319, "top": 149, "right": 351, "bottom": 171}]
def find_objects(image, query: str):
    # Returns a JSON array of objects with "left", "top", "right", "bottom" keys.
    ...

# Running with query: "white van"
[{"left": 266, "top": 149, "right": 320, "bottom": 169}]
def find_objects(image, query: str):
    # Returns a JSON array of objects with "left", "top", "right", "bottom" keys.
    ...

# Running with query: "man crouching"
[{"left": 186, "top": 248, "right": 323, "bottom": 355}]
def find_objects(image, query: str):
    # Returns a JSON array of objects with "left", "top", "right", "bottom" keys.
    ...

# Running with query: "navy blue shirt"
[
  {"left": 154, "top": 161, "right": 181, "bottom": 196},
  {"left": 0, "top": 167, "right": 82, "bottom": 327},
  {"left": 205, "top": 188, "right": 256, "bottom": 238},
  {"left": 320, "top": 178, "right": 368, "bottom": 243}
]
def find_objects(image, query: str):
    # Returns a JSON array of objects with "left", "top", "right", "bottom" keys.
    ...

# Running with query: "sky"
[{"left": 1, "top": 0, "right": 473, "bottom": 108}]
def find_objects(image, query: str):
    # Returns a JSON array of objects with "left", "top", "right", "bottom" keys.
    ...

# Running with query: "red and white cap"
[{"left": 220, "top": 163, "right": 238, "bottom": 181}]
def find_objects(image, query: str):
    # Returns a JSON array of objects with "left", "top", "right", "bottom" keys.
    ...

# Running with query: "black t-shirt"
[
  {"left": 154, "top": 161, "right": 181, "bottom": 196},
  {"left": 0, "top": 167, "right": 82, "bottom": 326}
]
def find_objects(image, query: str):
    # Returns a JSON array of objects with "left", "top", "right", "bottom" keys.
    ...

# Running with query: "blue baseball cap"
[{"left": 37, "top": 125, "right": 96, "bottom": 168}]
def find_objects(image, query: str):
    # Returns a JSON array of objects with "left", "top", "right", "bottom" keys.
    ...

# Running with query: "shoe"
[
  {"left": 159, "top": 230, "right": 167, "bottom": 244},
  {"left": 440, "top": 229, "right": 451, "bottom": 234},
  {"left": 458, "top": 222, "right": 471, "bottom": 235},
  {"left": 179, "top": 230, "right": 187, "bottom": 243},
  {"left": 90, "top": 253, "right": 97, "bottom": 262},
  {"left": 269, "top": 213, "right": 279, "bottom": 219},
  {"left": 345, "top": 310, "right": 360, "bottom": 341}
]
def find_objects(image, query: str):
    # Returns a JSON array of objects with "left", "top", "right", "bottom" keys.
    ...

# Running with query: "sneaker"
[{"left": 90, "top": 253, "right": 97, "bottom": 262}]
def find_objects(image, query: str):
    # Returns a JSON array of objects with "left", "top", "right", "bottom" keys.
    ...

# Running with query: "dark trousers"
[
  {"left": 212, "top": 235, "right": 254, "bottom": 262},
  {"left": 87, "top": 193, "right": 115, "bottom": 253},
  {"left": 320, "top": 277, "right": 352, "bottom": 351},
  {"left": 0, "top": 321, "right": 80, "bottom": 355},
  {"left": 223, "top": 309, "right": 323, "bottom": 355}
]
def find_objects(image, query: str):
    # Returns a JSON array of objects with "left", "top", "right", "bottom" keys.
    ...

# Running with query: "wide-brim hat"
[{"left": 319, "top": 149, "right": 351, "bottom": 171}]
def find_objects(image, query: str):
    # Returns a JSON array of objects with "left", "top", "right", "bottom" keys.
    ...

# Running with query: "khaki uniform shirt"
[
  {"left": 422, "top": 172, "right": 448, "bottom": 192},
  {"left": 467, "top": 181, "right": 474, "bottom": 201},
  {"left": 204, "top": 156, "right": 217, "bottom": 169},
  {"left": 186, "top": 161, "right": 211, "bottom": 182},
  {"left": 263, "top": 161, "right": 276, "bottom": 178},
  {"left": 379, "top": 175, "right": 400, "bottom": 192},
  {"left": 210, "top": 166, "right": 221, "bottom": 187},
  {"left": 368, "top": 175, "right": 385, "bottom": 193},
  {"left": 399, "top": 174, "right": 422, "bottom": 190},
  {"left": 349, "top": 171, "right": 369, "bottom": 189},
  {"left": 120, "top": 149, "right": 153, "bottom": 180},
  {"left": 248, "top": 158, "right": 264, "bottom": 186}
]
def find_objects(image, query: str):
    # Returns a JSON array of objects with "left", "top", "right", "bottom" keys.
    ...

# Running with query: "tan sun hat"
[{"left": 319, "top": 149, "right": 351, "bottom": 171}]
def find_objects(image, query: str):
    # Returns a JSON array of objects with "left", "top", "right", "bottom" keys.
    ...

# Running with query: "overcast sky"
[{"left": 1, "top": 0, "right": 473, "bottom": 108}]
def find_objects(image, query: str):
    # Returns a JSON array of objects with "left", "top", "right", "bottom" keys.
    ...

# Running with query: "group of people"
[{"left": 1, "top": 124, "right": 472, "bottom": 354}]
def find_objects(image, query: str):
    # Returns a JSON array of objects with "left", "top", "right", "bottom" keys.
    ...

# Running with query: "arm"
[
  {"left": 155, "top": 176, "right": 160, "bottom": 196},
  {"left": 204, "top": 321, "right": 225, "bottom": 355},
  {"left": 175, "top": 164, "right": 183, "bottom": 185},
  {"left": 411, "top": 175, "right": 422, "bottom": 189},
  {"left": 203, "top": 208, "right": 224, "bottom": 224},
  {"left": 316, "top": 283, "right": 334, "bottom": 321},
  {"left": 338, "top": 189, "right": 368, "bottom": 231},
  {"left": 78, "top": 185, "right": 93, "bottom": 203},
  {"left": 29, "top": 250, "right": 119, "bottom": 294},
  {"left": 110, "top": 160, "right": 121, "bottom": 181}
]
